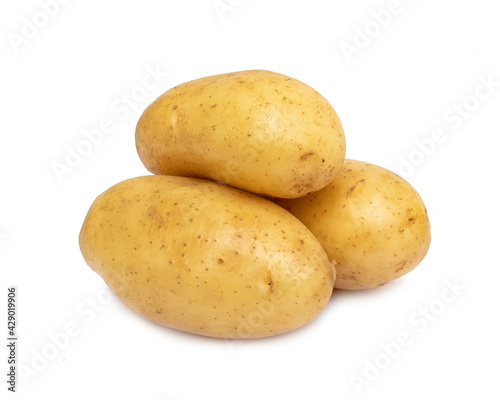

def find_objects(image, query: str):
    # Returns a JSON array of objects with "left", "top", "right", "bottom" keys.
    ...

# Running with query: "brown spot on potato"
[
  {"left": 347, "top": 179, "right": 365, "bottom": 199},
  {"left": 395, "top": 261, "right": 407, "bottom": 273},
  {"left": 147, "top": 205, "right": 164, "bottom": 226},
  {"left": 300, "top": 152, "right": 315, "bottom": 160}
]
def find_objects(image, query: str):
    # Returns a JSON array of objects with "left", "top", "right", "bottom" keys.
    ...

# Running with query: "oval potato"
[
  {"left": 135, "top": 70, "right": 346, "bottom": 199},
  {"left": 79, "top": 175, "right": 335, "bottom": 338},
  {"left": 277, "top": 159, "right": 431, "bottom": 290}
]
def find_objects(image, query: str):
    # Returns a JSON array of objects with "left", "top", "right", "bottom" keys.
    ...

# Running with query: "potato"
[
  {"left": 79, "top": 175, "right": 335, "bottom": 338},
  {"left": 135, "top": 69, "right": 346, "bottom": 199},
  {"left": 276, "top": 160, "right": 431, "bottom": 290}
]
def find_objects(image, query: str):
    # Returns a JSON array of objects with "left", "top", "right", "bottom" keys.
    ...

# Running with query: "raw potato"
[
  {"left": 79, "top": 175, "right": 335, "bottom": 338},
  {"left": 276, "top": 160, "right": 431, "bottom": 290},
  {"left": 135, "top": 69, "right": 346, "bottom": 199}
]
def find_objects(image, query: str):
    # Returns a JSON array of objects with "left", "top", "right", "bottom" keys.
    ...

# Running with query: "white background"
[{"left": 2, "top": 0, "right": 500, "bottom": 399}]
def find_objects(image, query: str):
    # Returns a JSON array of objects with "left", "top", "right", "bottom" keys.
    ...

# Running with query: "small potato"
[
  {"left": 135, "top": 69, "right": 346, "bottom": 199},
  {"left": 276, "top": 160, "right": 431, "bottom": 290},
  {"left": 79, "top": 175, "right": 335, "bottom": 338}
]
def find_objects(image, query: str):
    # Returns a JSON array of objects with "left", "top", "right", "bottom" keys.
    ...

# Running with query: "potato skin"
[
  {"left": 276, "top": 160, "right": 431, "bottom": 290},
  {"left": 135, "top": 70, "right": 345, "bottom": 199},
  {"left": 79, "top": 175, "right": 334, "bottom": 338}
]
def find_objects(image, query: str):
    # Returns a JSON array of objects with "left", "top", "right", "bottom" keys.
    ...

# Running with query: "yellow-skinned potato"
[
  {"left": 79, "top": 175, "right": 335, "bottom": 338},
  {"left": 276, "top": 160, "right": 431, "bottom": 290},
  {"left": 136, "top": 70, "right": 346, "bottom": 199}
]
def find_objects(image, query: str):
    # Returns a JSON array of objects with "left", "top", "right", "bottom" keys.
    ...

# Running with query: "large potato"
[
  {"left": 135, "top": 70, "right": 346, "bottom": 199},
  {"left": 276, "top": 160, "right": 431, "bottom": 290},
  {"left": 79, "top": 175, "right": 335, "bottom": 338}
]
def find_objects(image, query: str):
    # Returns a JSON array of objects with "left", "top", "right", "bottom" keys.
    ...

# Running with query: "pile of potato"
[{"left": 79, "top": 70, "right": 431, "bottom": 339}]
